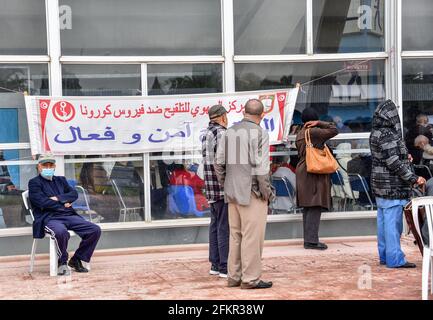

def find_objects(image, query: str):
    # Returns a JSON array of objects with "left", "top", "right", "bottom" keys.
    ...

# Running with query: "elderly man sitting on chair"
[{"left": 28, "top": 154, "right": 101, "bottom": 276}]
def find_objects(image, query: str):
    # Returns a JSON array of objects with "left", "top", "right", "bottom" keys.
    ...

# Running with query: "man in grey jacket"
[{"left": 215, "top": 99, "right": 275, "bottom": 289}]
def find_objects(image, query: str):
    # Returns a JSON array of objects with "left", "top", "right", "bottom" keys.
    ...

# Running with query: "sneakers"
[
  {"left": 209, "top": 264, "right": 227, "bottom": 278},
  {"left": 304, "top": 242, "right": 328, "bottom": 250},
  {"left": 68, "top": 257, "right": 89, "bottom": 273},
  {"left": 209, "top": 265, "right": 219, "bottom": 275},
  {"left": 57, "top": 264, "right": 71, "bottom": 276},
  {"left": 241, "top": 280, "right": 273, "bottom": 289}
]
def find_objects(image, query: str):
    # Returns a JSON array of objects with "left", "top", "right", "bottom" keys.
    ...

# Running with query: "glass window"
[
  {"left": 147, "top": 64, "right": 223, "bottom": 95},
  {"left": 65, "top": 155, "right": 144, "bottom": 223},
  {"left": 402, "top": 0, "right": 433, "bottom": 51},
  {"left": 233, "top": 0, "right": 306, "bottom": 55},
  {"left": 269, "top": 138, "right": 374, "bottom": 214},
  {"left": 0, "top": 64, "right": 49, "bottom": 143},
  {"left": 402, "top": 59, "right": 433, "bottom": 169},
  {"left": 62, "top": 64, "right": 141, "bottom": 96},
  {"left": 235, "top": 60, "right": 386, "bottom": 133},
  {"left": 0, "top": 149, "right": 37, "bottom": 229},
  {"left": 59, "top": 0, "right": 222, "bottom": 56},
  {"left": 149, "top": 152, "right": 209, "bottom": 220},
  {"left": 313, "top": 0, "right": 385, "bottom": 53},
  {"left": 0, "top": 0, "right": 47, "bottom": 55}
]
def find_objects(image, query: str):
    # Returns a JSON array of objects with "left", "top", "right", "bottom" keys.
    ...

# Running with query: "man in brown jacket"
[{"left": 215, "top": 99, "right": 275, "bottom": 289}]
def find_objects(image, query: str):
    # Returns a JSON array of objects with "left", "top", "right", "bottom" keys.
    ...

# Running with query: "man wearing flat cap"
[
  {"left": 28, "top": 154, "right": 101, "bottom": 276},
  {"left": 202, "top": 104, "right": 229, "bottom": 278}
]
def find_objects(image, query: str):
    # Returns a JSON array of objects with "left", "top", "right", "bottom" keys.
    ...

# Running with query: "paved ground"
[{"left": 0, "top": 236, "right": 427, "bottom": 300}]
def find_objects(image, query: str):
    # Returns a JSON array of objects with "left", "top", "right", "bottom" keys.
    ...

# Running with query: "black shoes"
[
  {"left": 396, "top": 262, "right": 416, "bottom": 268},
  {"left": 304, "top": 242, "right": 328, "bottom": 250},
  {"left": 241, "top": 280, "right": 273, "bottom": 289},
  {"left": 68, "top": 257, "right": 89, "bottom": 273},
  {"left": 227, "top": 278, "right": 241, "bottom": 287}
]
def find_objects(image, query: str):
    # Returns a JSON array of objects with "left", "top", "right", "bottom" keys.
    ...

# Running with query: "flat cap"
[
  {"left": 208, "top": 104, "right": 227, "bottom": 120},
  {"left": 38, "top": 154, "right": 56, "bottom": 164}
]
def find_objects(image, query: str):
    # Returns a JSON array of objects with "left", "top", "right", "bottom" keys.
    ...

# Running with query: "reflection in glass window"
[
  {"left": 65, "top": 156, "right": 144, "bottom": 223},
  {"left": 62, "top": 64, "right": 141, "bottom": 96},
  {"left": 59, "top": 0, "right": 221, "bottom": 56},
  {"left": 235, "top": 60, "right": 385, "bottom": 133},
  {"left": 402, "top": 59, "right": 433, "bottom": 168},
  {"left": 0, "top": 64, "right": 49, "bottom": 143},
  {"left": 234, "top": 0, "right": 306, "bottom": 55},
  {"left": 147, "top": 64, "right": 222, "bottom": 95},
  {"left": 402, "top": 0, "right": 433, "bottom": 51},
  {"left": 0, "top": 150, "right": 37, "bottom": 228},
  {"left": 0, "top": 0, "right": 47, "bottom": 54},
  {"left": 313, "top": 0, "right": 385, "bottom": 53},
  {"left": 150, "top": 155, "right": 209, "bottom": 220}
]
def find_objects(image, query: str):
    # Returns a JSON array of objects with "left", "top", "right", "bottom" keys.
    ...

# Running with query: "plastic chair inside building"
[
  {"left": 167, "top": 185, "right": 209, "bottom": 218},
  {"left": 67, "top": 179, "right": 98, "bottom": 222}
]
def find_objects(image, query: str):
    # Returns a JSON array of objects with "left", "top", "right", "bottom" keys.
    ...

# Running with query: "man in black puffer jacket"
[{"left": 370, "top": 100, "right": 426, "bottom": 268}]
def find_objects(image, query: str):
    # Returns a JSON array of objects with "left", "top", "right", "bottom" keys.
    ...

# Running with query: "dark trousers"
[
  {"left": 303, "top": 206, "right": 322, "bottom": 244},
  {"left": 209, "top": 200, "right": 229, "bottom": 273},
  {"left": 45, "top": 214, "right": 101, "bottom": 265}
]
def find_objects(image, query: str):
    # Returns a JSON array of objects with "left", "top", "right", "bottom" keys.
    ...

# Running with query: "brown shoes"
[
  {"left": 227, "top": 277, "right": 241, "bottom": 287},
  {"left": 241, "top": 280, "right": 273, "bottom": 289}
]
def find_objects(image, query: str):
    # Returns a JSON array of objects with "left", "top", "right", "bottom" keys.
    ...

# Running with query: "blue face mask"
[{"left": 41, "top": 168, "right": 55, "bottom": 180}]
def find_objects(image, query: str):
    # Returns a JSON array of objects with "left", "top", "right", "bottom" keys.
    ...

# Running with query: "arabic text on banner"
[{"left": 25, "top": 88, "right": 299, "bottom": 155}]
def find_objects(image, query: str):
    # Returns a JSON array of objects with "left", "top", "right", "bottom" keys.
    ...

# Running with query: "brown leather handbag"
[
  {"left": 305, "top": 128, "right": 339, "bottom": 174},
  {"left": 403, "top": 186, "right": 427, "bottom": 255}
]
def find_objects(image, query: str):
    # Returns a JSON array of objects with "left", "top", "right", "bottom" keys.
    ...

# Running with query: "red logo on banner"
[
  {"left": 52, "top": 101, "right": 76, "bottom": 122},
  {"left": 276, "top": 92, "right": 287, "bottom": 140},
  {"left": 39, "top": 99, "right": 52, "bottom": 152}
]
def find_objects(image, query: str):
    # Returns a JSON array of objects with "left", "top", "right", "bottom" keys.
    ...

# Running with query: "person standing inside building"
[
  {"left": 215, "top": 99, "right": 274, "bottom": 289},
  {"left": 296, "top": 108, "right": 339, "bottom": 250},
  {"left": 202, "top": 104, "right": 229, "bottom": 278},
  {"left": 28, "top": 154, "right": 101, "bottom": 276},
  {"left": 370, "top": 100, "right": 425, "bottom": 268}
]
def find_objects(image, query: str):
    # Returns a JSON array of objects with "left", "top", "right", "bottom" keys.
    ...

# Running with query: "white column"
[
  {"left": 46, "top": 0, "right": 64, "bottom": 172},
  {"left": 306, "top": 0, "right": 314, "bottom": 55},
  {"left": 46, "top": 0, "right": 62, "bottom": 96},
  {"left": 222, "top": 0, "right": 235, "bottom": 93}
]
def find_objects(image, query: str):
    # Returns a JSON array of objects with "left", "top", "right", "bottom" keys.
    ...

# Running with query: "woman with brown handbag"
[{"left": 295, "top": 108, "right": 338, "bottom": 250}]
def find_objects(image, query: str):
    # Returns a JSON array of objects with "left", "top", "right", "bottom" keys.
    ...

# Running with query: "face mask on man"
[{"left": 41, "top": 168, "right": 55, "bottom": 180}]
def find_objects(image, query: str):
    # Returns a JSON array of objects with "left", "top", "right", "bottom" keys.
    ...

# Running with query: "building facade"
[{"left": 0, "top": 0, "right": 432, "bottom": 255}]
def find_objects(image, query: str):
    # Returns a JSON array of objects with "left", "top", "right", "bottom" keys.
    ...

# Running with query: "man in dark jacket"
[
  {"left": 202, "top": 104, "right": 229, "bottom": 278},
  {"left": 28, "top": 154, "right": 101, "bottom": 276},
  {"left": 370, "top": 100, "right": 426, "bottom": 268}
]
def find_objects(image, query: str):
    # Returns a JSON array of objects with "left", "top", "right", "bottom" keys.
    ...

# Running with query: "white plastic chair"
[
  {"left": 411, "top": 196, "right": 433, "bottom": 300},
  {"left": 22, "top": 190, "right": 90, "bottom": 276}
]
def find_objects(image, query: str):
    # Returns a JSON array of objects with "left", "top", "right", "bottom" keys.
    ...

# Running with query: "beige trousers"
[{"left": 227, "top": 193, "right": 268, "bottom": 284}]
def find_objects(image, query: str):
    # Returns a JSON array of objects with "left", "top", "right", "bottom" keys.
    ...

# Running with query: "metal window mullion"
[
  {"left": 143, "top": 153, "right": 152, "bottom": 222},
  {"left": 222, "top": 0, "right": 235, "bottom": 92},
  {"left": 234, "top": 52, "right": 388, "bottom": 63},
  {"left": 60, "top": 56, "right": 224, "bottom": 64},
  {"left": 306, "top": 0, "right": 313, "bottom": 55},
  {"left": 141, "top": 63, "right": 148, "bottom": 96},
  {"left": 396, "top": 0, "right": 404, "bottom": 124},
  {"left": 0, "top": 56, "right": 50, "bottom": 63}
]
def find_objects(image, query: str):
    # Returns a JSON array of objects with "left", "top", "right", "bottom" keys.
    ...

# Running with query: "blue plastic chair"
[
  {"left": 67, "top": 179, "right": 93, "bottom": 221},
  {"left": 271, "top": 176, "right": 297, "bottom": 213},
  {"left": 348, "top": 173, "right": 375, "bottom": 209},
  {"left": 331, "top": 171, "right": 348, "bottom": 211},
  {"left": 167, "top": 185, "right": 209, "bottom": 218}
]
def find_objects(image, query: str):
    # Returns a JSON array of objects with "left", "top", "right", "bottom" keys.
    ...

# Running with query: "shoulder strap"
[{"left": 305, "top": 128, "right": 312, "bottom": 147}]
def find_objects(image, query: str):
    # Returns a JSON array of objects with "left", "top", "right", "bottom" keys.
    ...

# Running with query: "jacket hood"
[
  {"left": 335, "top": 142, "right": 352, "bottom": 160},
  {"left": 372, "top": 99, "right": 402, "bottom": 134}
]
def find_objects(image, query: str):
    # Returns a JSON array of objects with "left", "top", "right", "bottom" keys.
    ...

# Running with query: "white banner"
[{"left": 25, "top": 88, "right": 299, "bottom": 155}]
